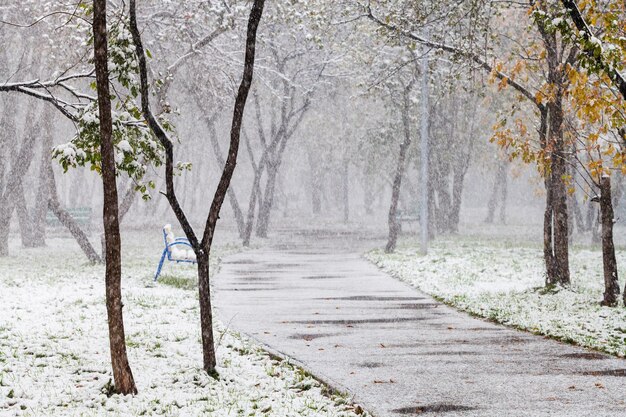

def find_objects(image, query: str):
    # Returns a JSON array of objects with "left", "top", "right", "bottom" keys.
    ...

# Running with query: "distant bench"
[
  {"left": 395, "top": 209, "right": 420, "bottom": 233},
  {"left": 395, "top": 209, "right": 420, "bottom": 224},
  {"left": 46, "top": 207, "right": 93, "bottom": 228}
]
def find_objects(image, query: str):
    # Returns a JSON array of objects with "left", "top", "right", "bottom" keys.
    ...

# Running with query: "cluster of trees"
[
  {"left": 361, "top": 0, "right": 626, "bottom": 307},
  {"left": 2, "top": 0, "right": 625, "bottom": 394},
  {"left": 1, "top": 0, "right": 266, "bottom": 394}
]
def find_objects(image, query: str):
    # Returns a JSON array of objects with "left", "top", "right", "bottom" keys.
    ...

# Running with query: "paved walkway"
[{"left": 213, "top": 230, "right": 626, "bottom": 416}]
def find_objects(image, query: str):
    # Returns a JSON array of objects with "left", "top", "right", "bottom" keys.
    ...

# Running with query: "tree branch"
[
  {"left": 560, "top": 0, "right": 626, "bottom": 100},
  {"left": 365, "top": 6, "right": 543, "bottom": 109},
  {"left": 129, "top": 0, "right": 199, "bottom": 249},
  {"left": 201, "top": 0, "right": 266, "bottom": 249}
]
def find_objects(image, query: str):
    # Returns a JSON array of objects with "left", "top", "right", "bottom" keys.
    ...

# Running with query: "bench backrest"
[
  {"left": 162, "top": 225, "right": 177, "bottom": 257},
  {"left": 46, "top": 207, "right": 93, "bottom": 227}
]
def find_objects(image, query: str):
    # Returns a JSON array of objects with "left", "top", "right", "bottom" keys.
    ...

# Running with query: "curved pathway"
[{"left": 213, "top": 230, "right": 626, "bottom": 416}]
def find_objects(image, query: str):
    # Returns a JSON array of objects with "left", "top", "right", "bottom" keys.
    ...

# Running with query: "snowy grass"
[
  {"left": 366, "top": 236, "right": 626, "bottom": 357},
  {"left": 0, "top": 231, "right": 368, "bottom": 417}
]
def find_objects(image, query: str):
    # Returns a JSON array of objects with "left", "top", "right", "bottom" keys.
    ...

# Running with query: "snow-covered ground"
[
  {"left": 366, "top": 237, "right": 626, "bottom": 357},
  {"left": 0, "top": 231, "right": 368, "bottom": 417}
]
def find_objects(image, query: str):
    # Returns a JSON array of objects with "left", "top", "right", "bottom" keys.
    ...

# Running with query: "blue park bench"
[{"left": 154, "top": 224, "right": 197, "bottom": 281}]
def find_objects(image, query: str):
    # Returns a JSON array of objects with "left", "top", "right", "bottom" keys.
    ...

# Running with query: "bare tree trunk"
[
  {"left": 0, "top": 109, "right": 39, "bottom": 256},
  {"left": 585, "top": 198, "right": 596, "bottom": 231},
  {"left": 242, "top": 184, "right": 260, "bottom": 247},
  {"left": 0, "top": 94, "right": 10, "bottom": 256},
  {"left": 0, "top": 208, "right": 11, "bottom": 256},
  {"left": 256, "top": 163, "right": 278, "bottom": 238},
  {"left": 386, "top": 85, "right": 413, "bottom": 253},
  {"left": 14, "top": 184, "right": 34, "bottom": 246},
  {"left": 208, "top": 123, "right": 245, "bottom": 238},
  {"left": 15, "top": 108, "right": 56, "bottom": 248},
  {"left": 433, "top": 174, "right": 452, "bottom": 233},
  {"left": 310, "top": 154, "right": 323, "bottom": 215},
  {"left": 485, "top": 160, "right": 507, "bottom": 224},
  {"left": 499, "top": 165, "right": 508, "bottom": 224},
  {"left": 119, "top": 181, "right": 137, "bottom": 223},
  {"left": 570, "top": 192, "right": 586, "bottom": 232},
  {"left": 342, "top": 162, "right": 349, "bottom": 223},
  {"left": 47, "top": 164, "right": 101, "bottom": 263},
  {"left": 540, "top": 108, "right": 557, "bottom": 284},
  {"left": 241, "top": 129, "right": 266, "bottom": 246},
  {"left": 449, "top": 169, "right": 465, "bottom": 234},
  {"left": 195, "top": 251, "right": 216, "bottom": 374},
  {"left": 599, "top": 176, "right": 620, "bottom": 306},
  {"left": 93, "top": 0, "right": 137, "bottom": 395},
  {"left": 386, "top": 141, "right": 408, "bottom": 253},
  {"left": 31, "top": 137, "right": 53, "bottom": 247}
]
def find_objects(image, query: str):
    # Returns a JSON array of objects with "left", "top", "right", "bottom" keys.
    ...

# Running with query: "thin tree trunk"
[
  {"left": 0, "top": 109, "right": 39, "bottom": 256},
  {"left": 242, "top": 146, "right": 266, "bottom": 247},
  {"left": 256, "top": 164, "right": 278, "bottom": 238},
  {"left": 14, "top": 184, "right": 34, "bottom": 247},
  {"left": 47, "top": 164, "right": 101, "bottom": 263},
  {"left": 0, "top": 208, "right": 11, "bottom": 256},
  {"left": 119, "top": 182, "right": 137, "bottom": 223},
  {"left": 570, "top": 192, "right": 586, "bottom": 232},
  {"left": 208, "top": 123, "right": 245, "bottom": 238},
  {"left": 241, "top": 129, "right": 266, "bottom": 246},
  {"left": 499, "top": 164, "right": 508, "bottom": 224},
  {"left": 449, "top": 169, "right": 465, "bottom": 234},
  {"left": 93, "top": 0, "right": 137, "bottom": 395},
  {"left": 342, "top": 162, "right": 349, "bottom": 223},
  {"left": 485, "top": 160, "right": 506, "bottom": 224},
  {"left": 386, "top": 139, "right": 410, "bottom": 253},
  {"left": 386, "top": 86, "right": 413, "bottom": 253},
  {"left": 31, "top": 136, "right": 52, "bottom": 247},
  {"left": 311, "top": 157, "right": 322, "bottom": 215},
  {"left": 599, "top": 176, "right": 619, "bottom": 306},
  {"left": 242, "top": 182, "right": 260, "bottom": 247},
  {"left": 196, "top": 252, "right": 216, "bottom": 374}
]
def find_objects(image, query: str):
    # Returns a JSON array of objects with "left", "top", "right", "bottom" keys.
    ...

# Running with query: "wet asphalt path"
[{"left": 213, "top": 230, "right": 626, "bottom": 416}]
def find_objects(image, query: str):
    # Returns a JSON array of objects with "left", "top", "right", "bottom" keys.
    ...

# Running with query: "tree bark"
[
  {"left": 207, "top": 117, "right": 246, "bottom": 238},
  {"left": 14, "top": 184, "right": 34, "bottom": 247},
  {"left": 310, "top": 152, "right": 323, "bottom": 215},
  {"left": 570, "top": 192, "right": 587, "bottom": 232},
  {"left": 386, "top": 86, "right": 413, "bottom": 253},
  {"left": 47, "top": 163, "right": 102, "bottom": 264},
  {"left": 0, "top": 107, "right": 39, "bottom": 256},
  {"left": 449, "top": 169, "right": 465, "bottom": 233},
  {"left": 241, "top": 129, "right": 266, "bottom": 246},
  {"left": 342, "top": 162, "right": 349, "bottom": 223},
  {"left": 196, "top": 252, "right": 216, "bottom": 373},
  {"left": 93, "top": 0, "right": 137, "bottom": 395},
  {"left": 256, "top": 163, "right": 278, "bottom": 238},
  {"left": 598, "top": 176, "right": 620, "bottom": 306},
  {"left": 0, "top": 209, "right": 11, "bottom": 256},
  {"left": 31, "top": 144, "right": 52, "bottom": 247},
  {"left": 539, "top": 107, "right": 557, "bottom": 283},
  {"left": 547, "top": 96, "right": 570, "bottom": 286},
  {"left": 485, "top": 160, "right": 507, "bottom": 224}
]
